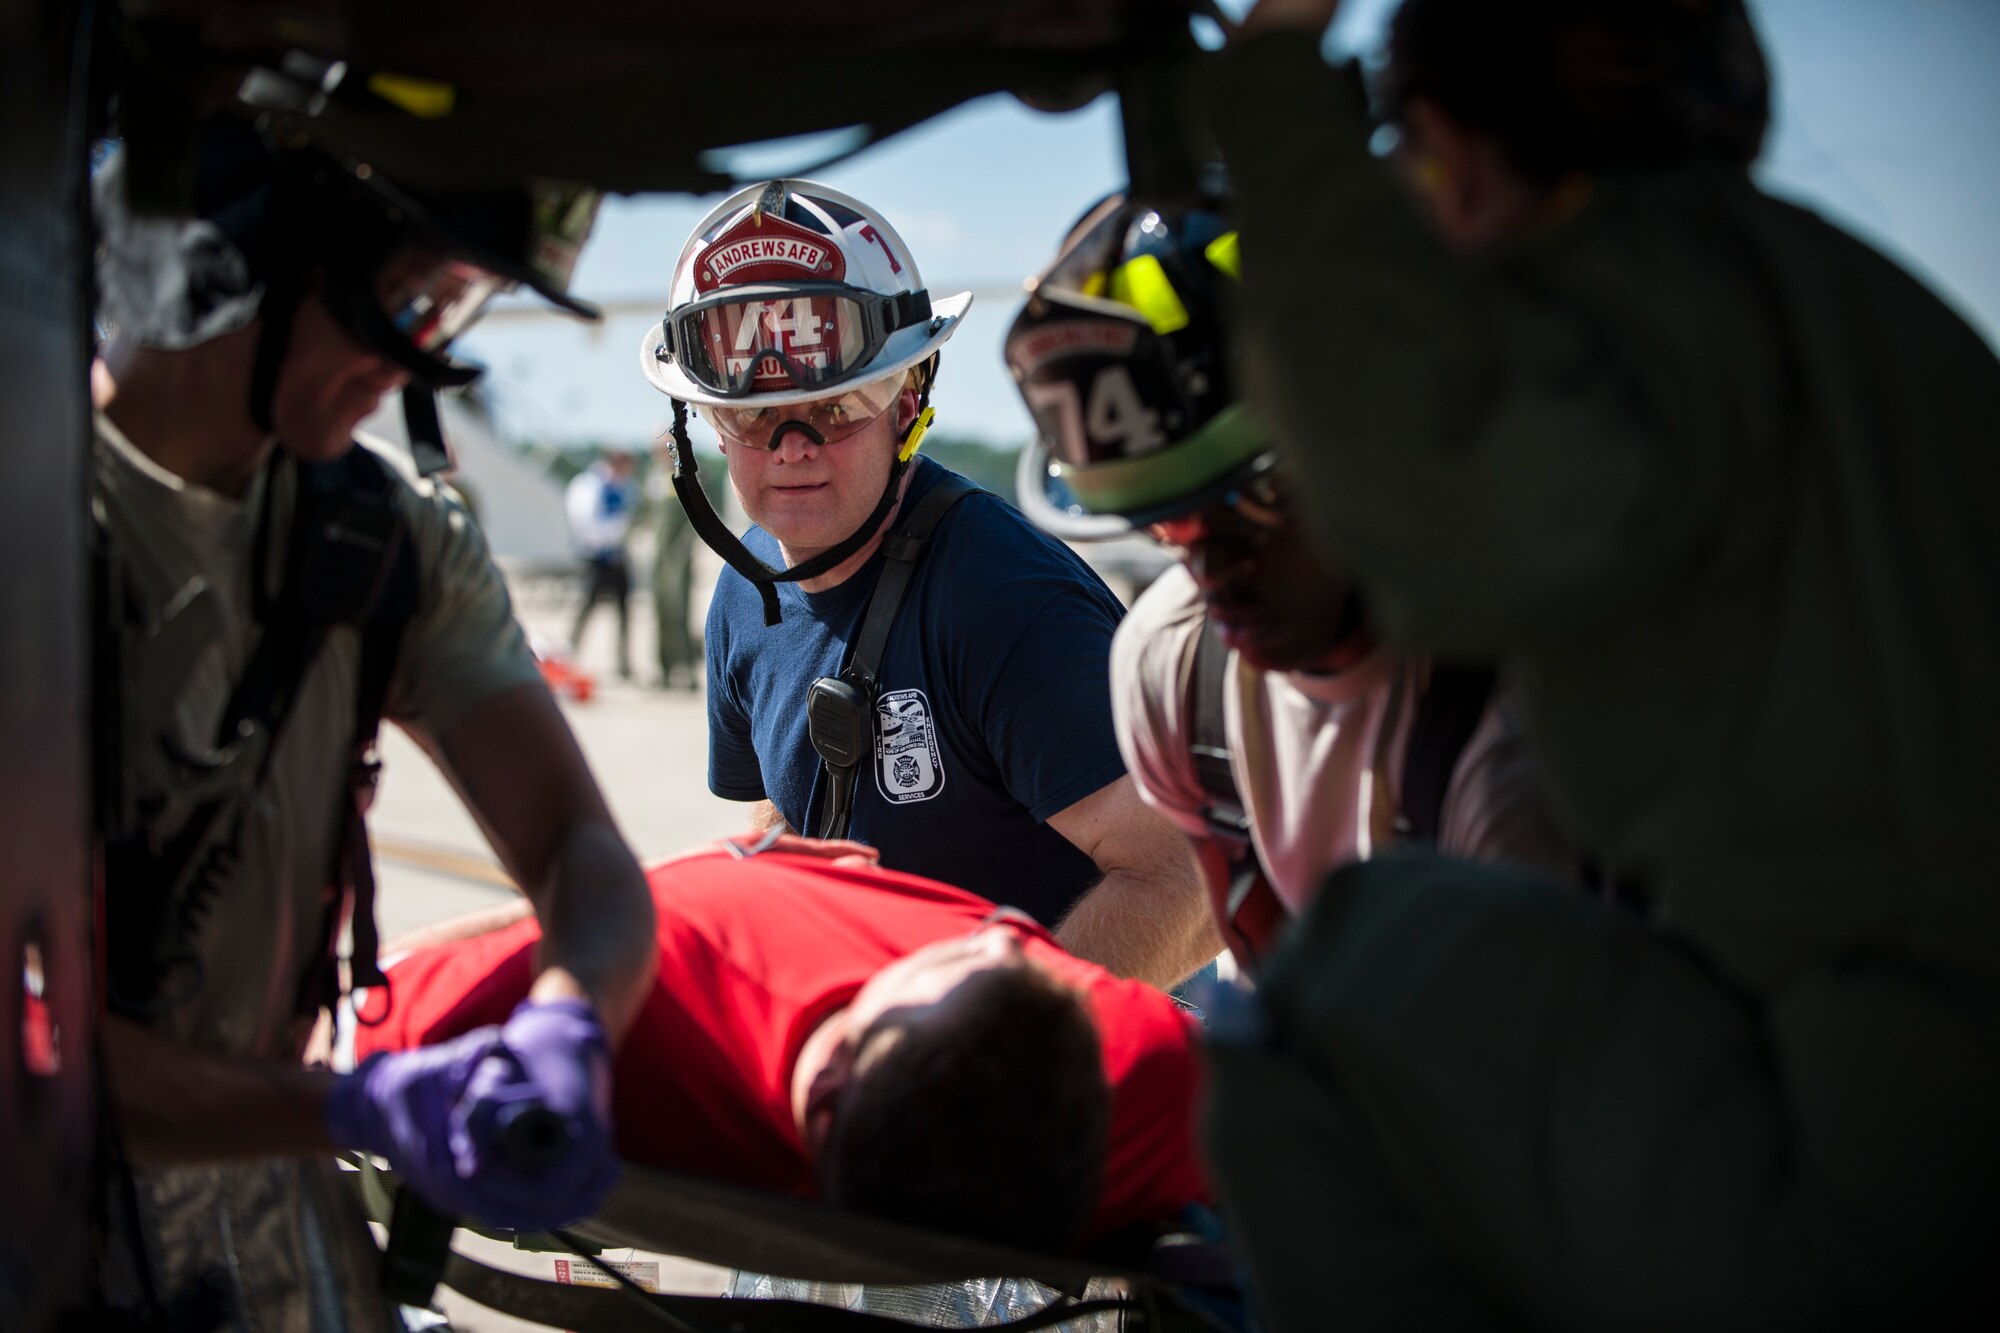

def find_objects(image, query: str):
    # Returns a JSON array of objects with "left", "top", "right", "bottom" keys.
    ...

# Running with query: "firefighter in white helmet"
[{"left": 642, "top": 179, "right": 1211, "bottom": 987}]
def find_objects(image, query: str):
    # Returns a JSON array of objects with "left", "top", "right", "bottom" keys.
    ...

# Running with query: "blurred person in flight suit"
[
  {"left": 566, "top": 446, "right": 641, "bottom": 680},
  {"left": 647, "top": 439, "right": 704, "bottom": 688}
]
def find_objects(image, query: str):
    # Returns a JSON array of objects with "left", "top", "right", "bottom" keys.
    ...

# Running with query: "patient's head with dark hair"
[{"left": 807, "top": 927, "right": 1110, "bottom": 1253}]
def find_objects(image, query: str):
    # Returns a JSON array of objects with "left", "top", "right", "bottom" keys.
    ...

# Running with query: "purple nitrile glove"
[
  {"left": 446, "top": 997, "right": 619, "bottom": 1229},
  {"left": 326, "top": 1024, "right": 514, "bottom": 1222}
]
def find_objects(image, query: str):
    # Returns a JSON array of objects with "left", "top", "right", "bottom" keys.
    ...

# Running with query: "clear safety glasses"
[
  {"left": 696, "top": 373, "right": 907, "bottom": 451},
  {"left": 1146, "top": 471, "right": 1289, "bottom": 559},
  {"left": 662, "top": 282, "right": 932, "bottom": 397},
  {"left": 321, "top": 245, "right": 508, "bottom": 388},
  {"left": 372, "top": 248, "right": 507, "bottom": 353}
]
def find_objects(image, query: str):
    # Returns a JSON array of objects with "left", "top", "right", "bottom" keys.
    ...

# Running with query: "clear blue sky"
[{"left": 457, "top": 0, "right": 2000, "bottom": 451}]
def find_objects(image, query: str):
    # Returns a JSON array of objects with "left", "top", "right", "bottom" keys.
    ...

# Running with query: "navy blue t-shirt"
[{"left": 705, "top": 459, "right": 1129, "bottom": 924}]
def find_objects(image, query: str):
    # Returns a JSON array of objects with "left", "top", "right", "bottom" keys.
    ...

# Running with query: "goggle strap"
[{"left": 886, "top": 288, "right": 932, "bottom": 336}]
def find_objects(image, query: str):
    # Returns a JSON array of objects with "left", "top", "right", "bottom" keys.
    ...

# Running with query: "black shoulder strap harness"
[
  {"left": 99, "top": 444, "right": 422, "bottom": 1020},
  {"left": 1187, "top": 618, "right": 1498, "bottom": 975},
  {"left": 1186, "top": 616, "right": 1285, "bottom": 979},
  {"left": 807, "top": 465, "right": 980, "bottom": 841},
  {"left": 1391, "top": 661, "right": 1500, "bottom": 844}
]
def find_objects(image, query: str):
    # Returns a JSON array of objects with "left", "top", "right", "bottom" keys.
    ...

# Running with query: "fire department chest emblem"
[{"left": 875, "top": 688, "right": 945, "bottom": 803}]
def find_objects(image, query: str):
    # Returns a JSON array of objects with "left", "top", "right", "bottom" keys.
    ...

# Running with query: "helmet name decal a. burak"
[{"left": 720, "top": 294, "right": 841, "bottom": 388}]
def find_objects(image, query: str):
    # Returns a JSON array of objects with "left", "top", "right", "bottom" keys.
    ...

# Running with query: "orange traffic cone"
[{"left": 535, "top": 650, "right": 597, "bottom": 704}]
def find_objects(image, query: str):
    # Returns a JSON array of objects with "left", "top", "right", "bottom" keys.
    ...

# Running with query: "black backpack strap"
[
  {"left": 1395, "top": 662, "right": 1499, "bottom": 846},
  {"left": 330, "top": 551, "right": 418, "bottom": 1002},
  {"left": 1185, "top": 614, "right": 1286, "bottom": 976},
  {"left": 108, "top": 453, "right": 342, "bottom": 1015},
  {"left": 300, "top": 446, "right": 423, "bottom": 1014},
  {"left": 810, "top": 467, "right": 979, "bottom": 840}
]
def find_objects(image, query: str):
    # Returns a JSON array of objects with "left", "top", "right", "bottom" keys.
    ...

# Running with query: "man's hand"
[
  {"left": 745, "top": 798, "right": 791, "bottom": 834},
  {"left": 326, "top": 998, "right": 619, "bottom": 1229},
  {"left": 731, "top": 830, "right": 881, "bottom": 866},
  {"left": 454, "top": 998, "right": 620, "bottom": 1226}
]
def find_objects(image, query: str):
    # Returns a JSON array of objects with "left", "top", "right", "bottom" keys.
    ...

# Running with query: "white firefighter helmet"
[{"left": 640, "top": 179, "right": 972, "bottom": 409}]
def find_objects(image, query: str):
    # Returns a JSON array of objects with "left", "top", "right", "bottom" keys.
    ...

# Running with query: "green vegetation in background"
[{"left": 911, "top": 434, "right": 1024, "bottom": 494}]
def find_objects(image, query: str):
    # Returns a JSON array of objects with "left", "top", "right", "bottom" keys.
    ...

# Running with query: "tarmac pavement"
[{"left": 370, "top": 569, "right": 743, "bottom": 943}]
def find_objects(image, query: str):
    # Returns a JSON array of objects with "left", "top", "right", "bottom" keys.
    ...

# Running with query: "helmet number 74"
[
  {"left": 736, "top": 298, "right": 825, "bottom": 351},
  {"left": 1026, "top": 365, "right": 1165, "bottom": 458}
]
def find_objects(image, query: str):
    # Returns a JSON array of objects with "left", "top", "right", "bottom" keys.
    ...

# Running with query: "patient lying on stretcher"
[{"left": 348, "top": 836, "right": 1209, "bottom": 1253}]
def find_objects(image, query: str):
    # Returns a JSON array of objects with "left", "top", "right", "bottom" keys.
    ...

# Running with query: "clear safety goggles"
[
  {"left": 662, "top": 282, "right": 932, "bottom": 398},
  {"left": 696, "top": 373, "right": 907, "bottom": 451}
]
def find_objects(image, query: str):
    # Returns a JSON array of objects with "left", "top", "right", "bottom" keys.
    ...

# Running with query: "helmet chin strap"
[
  {"left": 667, "top": 365, "right": 937, "bottom": 627},
  {"left": 248, "top": 270, "right": 305, "bottom": 435}
]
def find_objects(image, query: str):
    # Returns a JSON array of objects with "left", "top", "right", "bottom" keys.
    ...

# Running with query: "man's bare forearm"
[
  {"left": 105, "top": 1017, "right": 336, "bottom": 1166},
  {"left": 431, "top": 684, "right": 658, "bottom": 1043},
  {"left": 1048, "top": 776, "right": 1220, "bottom": 988},
  {"left": 523, "top": 820, "right": 658, "bottom": 1039},
  {"left": 1057, "top": 862, "right": 1220, "bottom": 989}
]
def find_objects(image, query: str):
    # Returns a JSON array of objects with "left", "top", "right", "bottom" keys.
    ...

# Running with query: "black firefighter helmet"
[
  {"left": 1006, "top": 183, "right": 1272, "bottom": 542},
  {"left": 96, "top": 114, "right": 601, "bottom": 432}
]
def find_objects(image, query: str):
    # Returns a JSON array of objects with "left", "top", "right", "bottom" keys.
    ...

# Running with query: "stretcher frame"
[{"left": 350, "top": 1155, "right": 1242, "bottom": 1333}]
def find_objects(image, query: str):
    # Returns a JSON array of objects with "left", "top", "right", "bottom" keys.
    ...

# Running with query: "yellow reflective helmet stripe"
[
  {"left": 366, "top": 73, "right": 457, "bottom": 120},
  {"left": 1107, "top": 254, "right": 1189, "bottom": 335},
  {"left": 1205, "top": 230, "right": 1241, "bottom": 280}
]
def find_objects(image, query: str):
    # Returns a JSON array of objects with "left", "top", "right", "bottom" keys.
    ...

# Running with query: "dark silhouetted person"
[{"left": 1200, "top": 1, "right": 2000, "bottom": 1327}]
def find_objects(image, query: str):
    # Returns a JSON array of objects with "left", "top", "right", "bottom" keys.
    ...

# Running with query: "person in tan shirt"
[{"left": 90, "top": 119, "right": 655, "bottom": 1329}]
